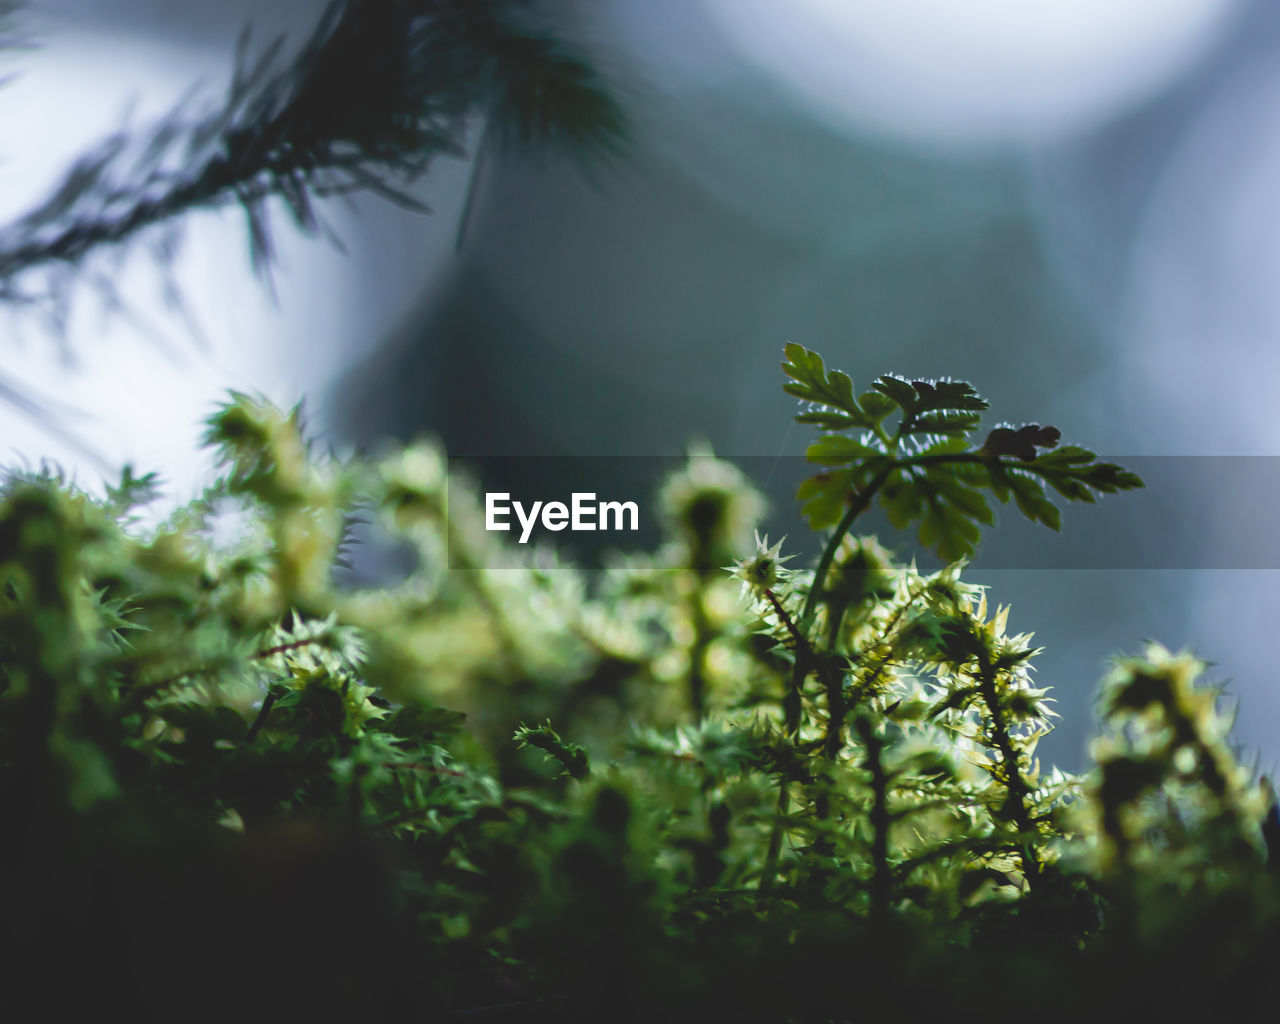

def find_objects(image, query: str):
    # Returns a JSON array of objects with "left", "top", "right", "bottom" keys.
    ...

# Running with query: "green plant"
[{"left": 2, "top": 347, "right": 1277, "bottom": 1021}]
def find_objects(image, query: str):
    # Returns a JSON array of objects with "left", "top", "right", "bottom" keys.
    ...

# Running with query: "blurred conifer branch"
[{"left": 0, "top": 0, "right": 628, "bottom": 322}]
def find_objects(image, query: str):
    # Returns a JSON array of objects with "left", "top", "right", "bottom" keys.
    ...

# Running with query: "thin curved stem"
[{"left": 799, "top": 463, "right": 895, "bottom": 632}]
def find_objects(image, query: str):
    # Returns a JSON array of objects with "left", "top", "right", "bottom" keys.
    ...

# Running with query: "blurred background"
[{"left": 3, "top": 0, "right": 1279, "bottom": 769}]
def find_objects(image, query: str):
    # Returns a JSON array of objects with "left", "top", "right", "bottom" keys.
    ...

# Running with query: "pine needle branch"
[{"left": 0, "top": 0, "right": 628, "bottom": 312}]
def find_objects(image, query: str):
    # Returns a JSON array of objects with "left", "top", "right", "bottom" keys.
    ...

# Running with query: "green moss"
[{"left": 1, "top": 351, "right": 1275, "bottom": 1020}]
